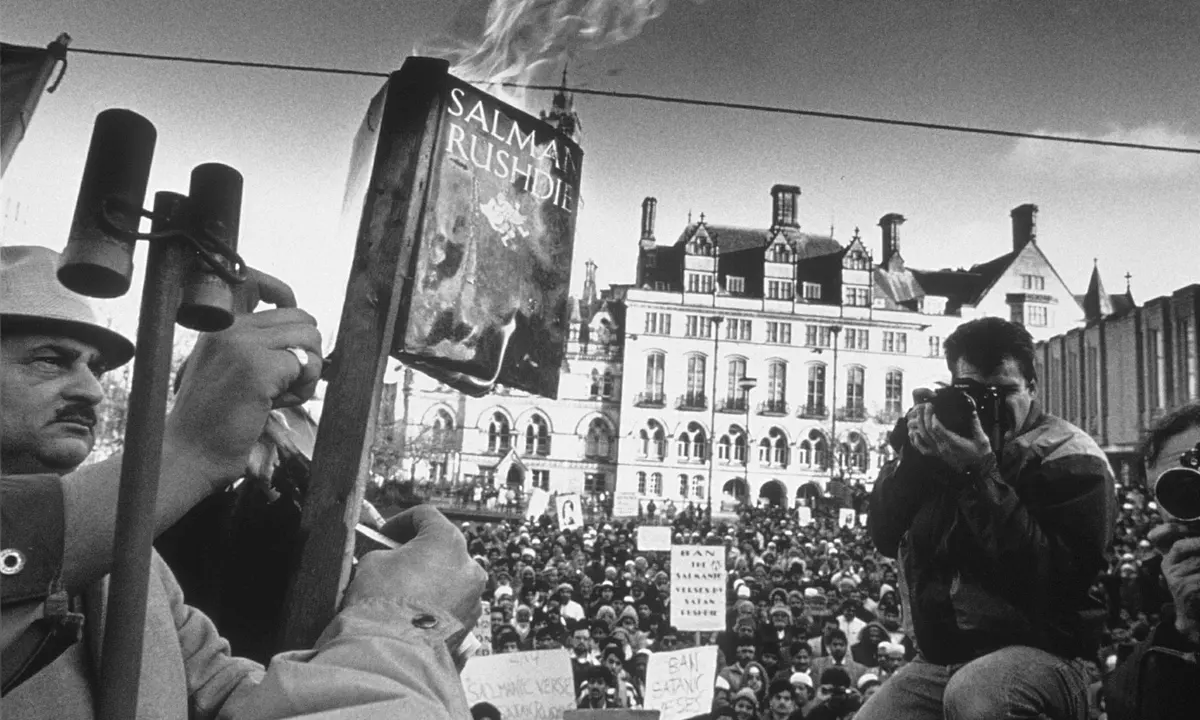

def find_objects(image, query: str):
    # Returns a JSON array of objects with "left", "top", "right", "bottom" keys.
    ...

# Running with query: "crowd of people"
[{"left": 460, "top": 474, "right": 1174, "bottom": 720}]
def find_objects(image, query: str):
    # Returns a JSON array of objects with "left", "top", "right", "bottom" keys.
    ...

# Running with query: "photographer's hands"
[
  {"left": 1148, "top": 521, "right": 1200, "bottom": 646},
  {"left": 906, "top": 389, "right": 993, "bottom": 473}
]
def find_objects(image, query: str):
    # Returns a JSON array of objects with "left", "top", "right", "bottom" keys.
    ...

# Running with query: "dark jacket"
[
  {"left": 868, "top": 404, "right": 1115, "bottom": 665},
  {"left": 1103, "top": 604, "right": 1198, "bottom": 720}
]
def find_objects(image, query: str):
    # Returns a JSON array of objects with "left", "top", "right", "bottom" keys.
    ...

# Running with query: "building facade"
[
  {"left": 1035, "top": 271, "right": 1200, "bottom": 486},
  {"left": 392, "top": 180, "right": 1092, "bottom": 508}
]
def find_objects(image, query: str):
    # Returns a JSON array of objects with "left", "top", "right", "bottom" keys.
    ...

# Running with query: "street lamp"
[
  {"left": 706, "top": 316, "right": 723, "bottom": 520},
  {"left": 738, "top": 376, "right": 757, "bottom": 508}
]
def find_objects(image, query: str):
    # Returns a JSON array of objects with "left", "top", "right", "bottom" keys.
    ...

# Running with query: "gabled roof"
[{"left": 671, "top": 223, "right": 842, "bottom": 259}]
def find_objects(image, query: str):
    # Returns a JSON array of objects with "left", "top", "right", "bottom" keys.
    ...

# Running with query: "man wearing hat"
[{"left": 1, "top": 246, "right": 487, "bottom": 717}]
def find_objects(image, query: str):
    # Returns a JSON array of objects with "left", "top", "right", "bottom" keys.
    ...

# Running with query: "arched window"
[
  {"left": 726, "top": 358, "right": 748, "bottom": 409},
  {"left": 644, "top": 352, "right": 665, "bottom": 401},
  {"left": 758, "top": 438, "right": 771, "bottom": 465},
  {"left": 602, "top": 370, "right": 615, "bottom": 398},
  {"left": 676, "top": 432, "right": 691, "bottom": 459},
  {"left": 639, "top": 420, "right": 667, "bottom": 460},
  {"left": 843, "top": 431, "right": 870, "bottom": 473},
  {"left": 806, "top": 363, "right": 827, "bottom": 414},
  {"left": 808, "top": 429, "right": 830, "bottom": 470},
  {"left": 636, "top": 471, "right": 647, "bottom": 494},
  {"left": 797, "top": 437, "right": 812, "bottom": 466},
  {"left": 487, "top": 412, "right": 511, "bottom": 453},
  {"left": 649, "top": 472, "right": 663, "bottom": 495},
  {"left": 678, "top": 473, "right": 690, "bottom": 498},
  {"left": 585, "top": 418, "right": 612, "bottom": 459},
  {"left": 692, "top": 475, "right": 706, "bottom": 500},
  {"left": 885, "top": 369, "right": 904, "bottom": 416},
  {"left": 685, "top": 354, "right": 707, "bottom": 407},
  {"left": 767, "top": 427, "right": 789, "bottom": 467},
  {"left": 734, "top": 432, "right": 747, "bottom": 462},
  {"left": 718, "top": 434, "right": 732, "bottom": 461},
  {"left": 431, "top": 409, "right": 455, "bottom": 448},
  {"left": 766, "top": 360, "right": 787, "bottom": 413},
  {"left": 845, "top": 365, "right": 866, "bottom": 414},
  {"left": 590, "top": 369, "right": 602, "bottom": 398},
  {"left": 524, "top": 415, "right": 550, "bottom": 456},
  {"left": 683, "top": 422, "right": 708, "bottom": 461}
]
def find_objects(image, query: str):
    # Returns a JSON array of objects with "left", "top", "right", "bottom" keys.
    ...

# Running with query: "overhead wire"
[{"left": 70, "top": 46, "right": 1200, "bottom": 155}]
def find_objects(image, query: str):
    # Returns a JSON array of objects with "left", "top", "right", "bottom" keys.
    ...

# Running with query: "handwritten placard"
[
  {"left": 644, "top": 646, "right": 718, "bottom": 720},
  {"left": 838, "top": 508, "right": 856, "bottom": 528},
  {"left": 613, "top": 491, "right": 640, "bottom": 518},
  {"left": 461, "top": 648, "right": 576, "bottom": 720},
  {"left": 525, "top": 487, "right": 550, "bottom": 520},
  {"left": 669, "top": 545, "right": 726, "bottom": 631},
  {"left": 637, "top": 525, "right": 672, "bottom": 552}
]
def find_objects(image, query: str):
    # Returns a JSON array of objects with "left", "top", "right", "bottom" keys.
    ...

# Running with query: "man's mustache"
[{"left": 54, "top": 404, "right": 97, "bottom": 428}]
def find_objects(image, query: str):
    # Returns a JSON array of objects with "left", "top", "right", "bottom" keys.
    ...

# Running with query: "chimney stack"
[
  {"left": 640, "top": 197, "right": 657, "bottom": 242},
  {"left": 879, "top": 213, "right": 906, "bottom": 268},
  {"left": 1011, "top": 203, "right": 1038, "bottom": 251},
  {"left": 770, "top": 184, "right": 801, "bottom": 230}
]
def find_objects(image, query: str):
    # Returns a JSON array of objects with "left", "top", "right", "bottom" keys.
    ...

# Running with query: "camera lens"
[{"left": 1154, "top": 468, "right": 1200, "bottom": 522}]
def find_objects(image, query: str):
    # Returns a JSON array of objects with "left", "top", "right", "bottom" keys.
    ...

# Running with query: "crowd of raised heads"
[{"left": 460, "top": 480, "right": 1168, "bottom": 720}]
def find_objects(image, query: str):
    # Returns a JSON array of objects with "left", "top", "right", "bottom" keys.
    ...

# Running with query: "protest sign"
[
  {"left": 461, "top": 648, "right": 576, "bottom": 720},
  {"left": 858, "top": 512, "right": 868, "bottom": 527},
  {"left": 644, "top": 646, "right": 718, "bottom": 720},
  {"left": 612, "top": 491, "right": 640, "bottom": 518},
  {"left": 670, "top": 545, "right": 726, "bottom": 631},
  {"left": 796, "top": 506, "right": 813, "bottom": 526},
  {"left": 838, "top": 508, "right": 856, "bottom": 528},
  {"left": 637, "top": 525, "right": 672, "bottom": 552},
  {"left": 525, "top": 487, "right": 550, "bottom": 520},
  {"left": 556, "top": 491, "right": 583, "bottom": 528}
]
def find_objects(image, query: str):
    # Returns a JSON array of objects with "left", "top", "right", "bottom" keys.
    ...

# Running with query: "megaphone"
[{"left": 1154, "top": 442, "right": 1200, "bottom": 522}]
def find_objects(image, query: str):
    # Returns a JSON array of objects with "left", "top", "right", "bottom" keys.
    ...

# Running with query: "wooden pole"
[
  {"left": 277, "top": 57, "right": 451, "bottom": 650},
  {"left": 97, "top": 195, "right": 188, "bottom": 720},
  {"left": 0, "top": 34, "right": 69, "bottom": 176}
]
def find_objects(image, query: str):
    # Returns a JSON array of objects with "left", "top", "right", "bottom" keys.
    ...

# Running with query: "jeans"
[{"left": 855, "top": 646, "right": 1091, "bottom": 720}]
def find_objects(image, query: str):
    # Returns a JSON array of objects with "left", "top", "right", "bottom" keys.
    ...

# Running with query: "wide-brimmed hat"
[{"left": 2, "top": 246, "right": 134, "bottom": 368}]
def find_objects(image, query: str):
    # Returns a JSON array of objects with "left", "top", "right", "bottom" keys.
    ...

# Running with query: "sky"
[{"left": 4, "top": 0, "right": 1199, "bottom": 346}]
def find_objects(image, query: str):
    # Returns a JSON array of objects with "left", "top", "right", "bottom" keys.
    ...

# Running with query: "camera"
[
  {"left": 1154, "top": 442, "right": 1200, "bottom": 522},
  {"left": 929, "top": 379, "right": 1004, "bottom": 442}
]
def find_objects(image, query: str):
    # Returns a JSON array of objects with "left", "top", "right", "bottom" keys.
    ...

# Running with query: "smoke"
[{"left": 417, "top": 0, "right": 692, "bottom": 103}]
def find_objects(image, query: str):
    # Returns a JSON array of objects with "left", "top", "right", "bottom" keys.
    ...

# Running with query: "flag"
[{"left": 1, "top": 34, "right": 70, "bottom": 176}]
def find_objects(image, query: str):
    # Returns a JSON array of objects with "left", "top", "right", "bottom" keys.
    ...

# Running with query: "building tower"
[{"left": 539, "top": 66, "right": 581, "bottom": 142}]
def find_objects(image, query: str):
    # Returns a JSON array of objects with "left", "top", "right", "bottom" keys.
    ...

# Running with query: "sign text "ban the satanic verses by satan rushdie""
[{"left": 670, "top": 546, "right": 726, "bottom": 632}]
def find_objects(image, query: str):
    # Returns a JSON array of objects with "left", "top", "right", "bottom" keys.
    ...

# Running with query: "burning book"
[{"left": 341, "top": 56, "right": 583, "bottom": 398}]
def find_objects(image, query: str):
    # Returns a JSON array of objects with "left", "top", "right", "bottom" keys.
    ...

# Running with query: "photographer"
[
  {"left": 1104, "top": 403, "right": 1200, "bottom": 720},
  {"left": 858, "top": 317, "right": 1115, "bottom": 720}
]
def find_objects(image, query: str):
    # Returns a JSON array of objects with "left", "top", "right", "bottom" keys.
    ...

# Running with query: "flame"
[{"left": 416, "top": 0, "right": 677, "bottom": 106}]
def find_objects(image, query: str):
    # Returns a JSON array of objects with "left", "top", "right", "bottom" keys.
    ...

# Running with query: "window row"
[
  {"left": 485, "top": 413, "right": 615, "bottom": 459},
  {"left": 634, "top": 427, "right": 878, "bottom": 477},
  {"left": 642, "top": 354, "right": 907, "bottom": 417},
  {"left": 644, "top": 314, "right": 910, "bottom": 354}
]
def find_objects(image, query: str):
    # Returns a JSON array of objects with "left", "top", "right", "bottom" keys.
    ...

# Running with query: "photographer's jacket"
[{"left": 868, "top": 403, "right": 1115, "bottom": 665}]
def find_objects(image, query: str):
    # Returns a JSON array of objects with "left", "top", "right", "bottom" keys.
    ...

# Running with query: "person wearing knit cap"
[
  {"left": 730, "top": 687, "right": 758, "bottom": 720},
  {"left": 617, "top": 604, "right": 639, "bottom": 633}
]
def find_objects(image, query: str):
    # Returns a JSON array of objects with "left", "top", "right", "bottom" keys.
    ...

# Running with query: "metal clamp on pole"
[{"left": 57, "top": 109, "right": 248, "bottom": 720}]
